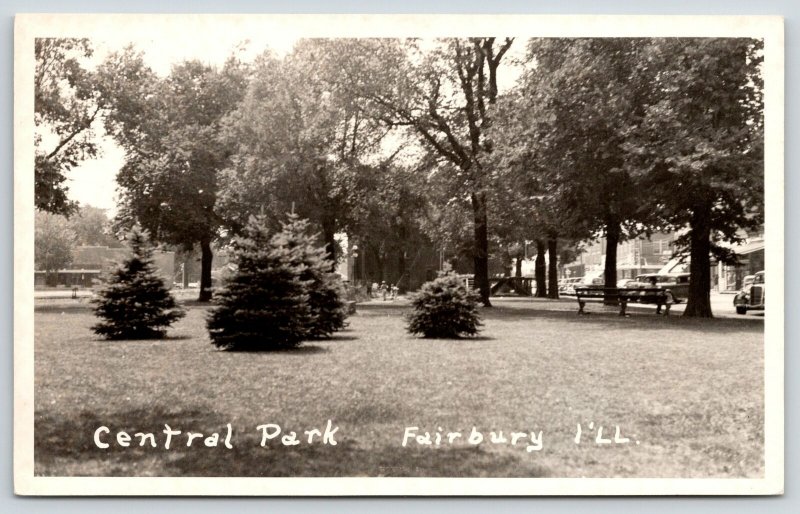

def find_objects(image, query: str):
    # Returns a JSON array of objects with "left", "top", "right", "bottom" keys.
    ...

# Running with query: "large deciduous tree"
[
  {"left": 34, "top": 210, "right": 76, "bottom": 283},
  {"left": 98, "top": 49, "right": 247, "bottom": 301},
  {"left": 492, "top": 85, "right": 594, "bottom": 299},
  {"left": 67, "top": 205, "right": 122, "bottom": 247},
  {"left": 626, "top": 38, "right": 764, "bottom": 317},
  {"left": 345, "top": 161, "right": 431, "bottom": 290},
  {"left": 34, "top": 38, "right": 102, "bottom": 215},
  {"left": 514, "top": 39, "right": 656, "bottom": 291},
  {"left": 218, "top": 40, "right": 388, "bottom": 264},
  {"left": 346, "top": 38, "right": 514, "bottom": 307}
]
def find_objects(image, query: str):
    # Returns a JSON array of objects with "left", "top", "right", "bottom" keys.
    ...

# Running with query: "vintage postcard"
[{"left": 14, "top": 13, "right": 784, "bottom": 495}]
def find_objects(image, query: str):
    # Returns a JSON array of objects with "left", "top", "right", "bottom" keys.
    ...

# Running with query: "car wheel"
[{"left": 736, "top": 306, "right": 747, "bottom": 315}]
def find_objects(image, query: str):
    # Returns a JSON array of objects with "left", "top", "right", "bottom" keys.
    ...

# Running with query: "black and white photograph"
[{"left": 14, "top": 13, "right": 784, "bottom": 496}]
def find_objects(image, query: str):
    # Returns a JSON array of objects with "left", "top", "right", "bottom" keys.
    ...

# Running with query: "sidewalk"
[{"left": 34, "top": 289, "right": 95, "bottom": 299}]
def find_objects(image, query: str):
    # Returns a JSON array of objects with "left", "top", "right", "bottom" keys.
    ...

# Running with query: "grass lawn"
[{"left": 33, "top": 297, "right": 764, "bottom": 478}]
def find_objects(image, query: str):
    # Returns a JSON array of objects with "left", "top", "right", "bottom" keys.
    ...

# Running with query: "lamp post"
[{"left": 351, "top": 244, "right": 359, "bottom": 286}]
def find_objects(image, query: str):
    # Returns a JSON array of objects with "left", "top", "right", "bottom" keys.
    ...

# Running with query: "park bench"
[{"left": 574, "top": 286, "right": 672, "bottom": 316}]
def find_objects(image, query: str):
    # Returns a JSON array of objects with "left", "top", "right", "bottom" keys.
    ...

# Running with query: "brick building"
[{"left": 34, "top": 245, "right": 175, "bottom": 289}]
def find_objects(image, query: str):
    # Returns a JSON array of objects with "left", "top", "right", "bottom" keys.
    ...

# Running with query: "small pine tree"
[
  {"left": 207, "top": 214, "right": 314, "bottom": 351},
  {"left": 277, "top": 214, "right": 347, "bottom": 338},
  {"left": 92, "top": 226, "right": 185, "bottom": 340},
  {"left": 406, "top": 267, "right": 482, "bottom": 338}
]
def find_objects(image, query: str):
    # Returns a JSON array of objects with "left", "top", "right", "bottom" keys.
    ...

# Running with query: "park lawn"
[{"left": 33, "top": 297, "right": 764, "bottom": 478}]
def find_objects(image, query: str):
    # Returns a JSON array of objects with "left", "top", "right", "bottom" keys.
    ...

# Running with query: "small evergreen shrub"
[
  {"left": 277, "top": 214, "right": 348, "bottom": 339},
  {"left": 406, "top": 268, "right": 482, "bottom": 338},
  {"left": 207, "top": 214, "right": 314, "bottom": 351},
  {"left": 92, "top": 226, "right": 185, "bottom": 340}
]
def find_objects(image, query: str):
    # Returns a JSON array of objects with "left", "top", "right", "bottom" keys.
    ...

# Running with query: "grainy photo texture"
[{"left": 15, "top": 14, "right": 784, "bottom": 496}]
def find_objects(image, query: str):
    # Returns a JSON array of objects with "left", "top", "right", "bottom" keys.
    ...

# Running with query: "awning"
[{"left": 733, "top": 240, "right": 765, "bottom": 255}]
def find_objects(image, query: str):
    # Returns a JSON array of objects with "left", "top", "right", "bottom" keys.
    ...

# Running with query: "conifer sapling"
[
  {"left": 92, "top": 226, "right": 185, "bottom": 339},
  {"left": 278, "top": 213, "right": 348, "bottom": 339},
  {"left": 206, "top": 214, "right": 314, "bottom": 350}
]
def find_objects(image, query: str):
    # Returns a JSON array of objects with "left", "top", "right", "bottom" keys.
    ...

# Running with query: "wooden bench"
[{"left": 575, "top": 286, "right": 672, "bottom": 316}]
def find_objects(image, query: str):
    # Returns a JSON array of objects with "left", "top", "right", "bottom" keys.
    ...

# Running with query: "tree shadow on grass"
[
  {"left": 35, "top": 302, "right": 93, "bottom": 313},
  {"left": 86, "top": 333, "right": 197, "bottom": 344},
  {"left": 212, "top": 344, "right": 331, "bottom": 355},
  {"left": 478, "top": 303, "right": 763, "bottom": 335},
  {"left": 355, "top": 303, "right": 410, "bottom": 316},
  {"left": 97, "top": 334, "right": 196, "bottom": 342},
  {"left": 179, "top": 300, "right": 217, "bottom": 308},
  {"left": 34, "top": 406, "right": 221, "bottom": 473},
  {"left": 408, "top": 335, "right": 495, "bottom": 342},
  {"left": 164, "top": 334, "right": 195, "bottom": 341},
  {"left": 354, "top": 296, "right": 763, "bottom": 336},
  {"left": 35, "top": 406, "right": 548, "bottom": 477},
  {"left": 313, "top": 333, "right": 360, "bottom": 342},
  {"left": 169, "top": 437, "right": 548, "bottom": 477}
]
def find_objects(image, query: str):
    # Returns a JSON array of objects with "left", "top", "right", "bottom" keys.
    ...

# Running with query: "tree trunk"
[
  {"left": 322, "top": 218, "right": 337, "bottom": 267},
  {"left": 503, "top": 248, "right": 512, "bottom": 278},
  {"left": 547, "top": 237, "right": 559, "bottom": 299},
  {"left": 515, "top": 252, "right": 523, "bottom": 278},
  {"left": 182, "top": 258, "right": 190, "bottom": 288},
  {"left": 471, "top": 192, "right": 491, "bottom": 307},
  {"left": 604, "top": 221, "right": 620, "bottom": 305},
  {"left": 397, "top": 249, "right": 406, "bottom": 293},
  {"left": 377, "top": 249, "right": 385, "bottom": 283},
  {"left": 182, "top": 251, "right": 191, "bottom": 288},
  {"left": 604, "top": 221, "right": 620, "bottom": 288},
  {"left": 198, "top": 236, "right": 213, "bottom": 302},
  {"left": 534, "top": 239, "right": 547, "bottom": 298},
  {"left": 684, "top": 203, "right": 713, "bottom": 317},
  {"left": 397, "top": 219, "right": 407, "bottom": 292}
]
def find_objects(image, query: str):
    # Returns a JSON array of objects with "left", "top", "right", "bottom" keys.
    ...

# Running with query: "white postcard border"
[{"left": 14, "top": 13, "right": 785, "bottom": 496}]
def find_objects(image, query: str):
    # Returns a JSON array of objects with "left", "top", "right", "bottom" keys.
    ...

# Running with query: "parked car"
[
  {"left": 734, "top": 271, "right": 765, "bottom": 315},
  {"left": 625, "top": 272, "right": 690, "bottom": 303},
  {"left": 617, "top": 278, "right": 637, "bottom": 289},
  {"left": 560, "top": 277, "right": 583, "bottom": 296}
]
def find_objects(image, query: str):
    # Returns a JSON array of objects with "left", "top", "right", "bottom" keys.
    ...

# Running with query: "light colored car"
[
  {"left": 560, "top": 277, "right": 583, "bottom": 296},
  {"left": 734, "top": 271, "right": 764, "bottom": 315}
]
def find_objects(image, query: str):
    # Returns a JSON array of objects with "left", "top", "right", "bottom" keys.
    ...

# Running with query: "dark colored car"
[
  {"left": 734, "top": 271, "right": 765, "bottom": 315},
  {"left": 625, "top": 273, "right": 690, "bottom": 303}
]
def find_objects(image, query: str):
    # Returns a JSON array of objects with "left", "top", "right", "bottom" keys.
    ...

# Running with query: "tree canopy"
[
  {"left": 338, "top": 38, "right": 516, "bottom": 306},
  {"left": 51, "top": 36, "right": 764, "bottom": 317},
  {"left": 622, "top": 38, "right": 764, "bottom": 316},
  {"left": 35, "top": 38, "right": 103, "bottom": 215},
  {"left": 97, "top": 49, "right": 248, "bottom": 300},
  {"left": 217, "top": 42, "right": 390, "bottom": 263}
]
